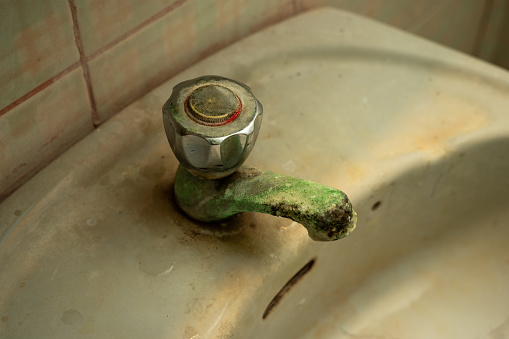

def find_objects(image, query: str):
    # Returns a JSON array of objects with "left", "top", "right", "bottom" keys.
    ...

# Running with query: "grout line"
[
  {"left": 68, "top": 0, "right": 100, "bottom": 125},
  {"left": 85, "top": 0, "right": 190, "bottom": 62},
  {"left": 472, "top": 0, "right": 494, "bottom": 57},
  {"left": 291, "top": 0, "right": 298, "bottom": 14},
  {"left": 1, "top": 0, "right": 189, "bottom": 122},
  {"left": 0, "top": 63, "right": 80, "bottom": 117}
]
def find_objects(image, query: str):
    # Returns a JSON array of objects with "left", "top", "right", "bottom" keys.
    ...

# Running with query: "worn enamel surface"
[{"left": 1, "top": 8, "right": 509, "bottom": 338}]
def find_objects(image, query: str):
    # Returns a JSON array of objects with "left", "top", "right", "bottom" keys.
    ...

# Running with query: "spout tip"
[{"left": 307, "top": 203, "right": 357, "bottom": 242}]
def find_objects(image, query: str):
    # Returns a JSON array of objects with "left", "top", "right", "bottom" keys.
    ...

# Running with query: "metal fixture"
[
  {"left": 163, "top": 75, "right": 356, "bottom": 241},
  {"left": 163, "top": 76, "right": 262, "bottom": 180}
]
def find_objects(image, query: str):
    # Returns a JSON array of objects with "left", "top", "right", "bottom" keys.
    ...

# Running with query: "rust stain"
[
  {"left": 39, "top": 129, "right": 65, "bottom": 150},
  {"left": 371, "top": 95, "right": 489, "bottom": 158},
  {"left": 343, "top": 163, "right": 368, "bottom": 182},
  {"left": 12, "top": 163, "right": 27, "bottom": 174}
]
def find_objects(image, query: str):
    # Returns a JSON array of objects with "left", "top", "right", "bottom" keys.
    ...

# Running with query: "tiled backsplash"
[{"left": 1, "top": 0, "right": 508, "bottom": 200}]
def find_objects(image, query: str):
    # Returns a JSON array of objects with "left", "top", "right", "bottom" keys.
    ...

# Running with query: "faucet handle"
[{"left": 162, "top": 75, "right": 263, "bottom": 179}]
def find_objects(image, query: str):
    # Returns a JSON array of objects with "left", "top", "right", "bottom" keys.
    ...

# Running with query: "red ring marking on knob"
[{"left": 184, "top": 95, "right": 242, "bottom": 126}]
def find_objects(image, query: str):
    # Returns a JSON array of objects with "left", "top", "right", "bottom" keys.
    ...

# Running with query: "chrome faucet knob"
[{"left": 163, "top": 75, "right": 263, "bottom": 179}]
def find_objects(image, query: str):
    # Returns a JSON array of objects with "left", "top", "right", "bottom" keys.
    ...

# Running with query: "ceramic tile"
[
  {"left": 409, "top": 0, "right": 486, "bottom": 54},
  {"left": 478, "top": 0, "right": 509, "bottom": 69},
  {"left": 492, "top": 20, "right": 509, "bottom": 69},
  {"left": 0, "top": 0, "right": 80, "bottom": 110},
  {"left": 478, "top": 0, "right": 507, "bottom": 60},
  {"left": 88, "top": 0, "right": 293, "bottom": 122},
  {"left": 73, "top": 0, "right": 181, "bottom": 56},
  {"left": 0, "top": 68, "right": 94, "bottom": 199}
]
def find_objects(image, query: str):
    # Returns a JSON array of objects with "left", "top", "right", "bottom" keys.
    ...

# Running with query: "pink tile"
[
  {"left": 88, "top": 0, "right": 293, "bottom": 122},
  {"left": 0, "top": 0, "right": 80, "bottom": 110},
  {"left": 73, "top": 0, "right": 182, "bottom": 56},
  {"left": 0, "top": 68, "right": 94, "bottom": 200},
  {"left": 476, "top": 0, "right": 509, "bottom": 69},
  {"left": 410, "top": 0, "right": 486, "bottom": 54}
]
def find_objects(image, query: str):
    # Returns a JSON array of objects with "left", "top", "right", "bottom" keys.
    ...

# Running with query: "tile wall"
[{"left": 1, "top": 0, "right": 508, "bottom": 200}]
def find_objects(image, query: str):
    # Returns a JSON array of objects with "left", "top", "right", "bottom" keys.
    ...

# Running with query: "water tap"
[{"left": 162, "top": 76, "right": 356, "bottom": 241}]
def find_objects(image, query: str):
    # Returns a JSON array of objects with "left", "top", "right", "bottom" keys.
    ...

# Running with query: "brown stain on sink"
[
  {"left": 343, "top": 163, "right": 368, "bottom": 182},
  {"left": 263, "top": 258, "right": 316, "bottom": 320},
  {"left": 371, "top": 95, "right": 490, "bottom": 158}
]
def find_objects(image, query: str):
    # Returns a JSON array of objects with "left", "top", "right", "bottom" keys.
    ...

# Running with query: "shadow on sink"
[{"left": 247, "top": 135, "right": 509, "bottom": 339}]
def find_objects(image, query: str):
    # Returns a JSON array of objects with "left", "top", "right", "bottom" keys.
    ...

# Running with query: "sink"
[{"left": 1, "top": 8, "right": 509, "bottom": 338}]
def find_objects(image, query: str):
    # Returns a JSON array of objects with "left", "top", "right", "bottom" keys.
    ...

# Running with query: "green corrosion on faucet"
[
  {"left": 164, "top": 76, "right": 357, "bottom": 242},
  {"left": 174, "top": 165, "right": 357, "bottom": 241}
]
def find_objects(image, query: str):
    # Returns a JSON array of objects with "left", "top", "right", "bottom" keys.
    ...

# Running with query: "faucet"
[{"left": 162, "top": 76, "right": 357, "bottom": 241}]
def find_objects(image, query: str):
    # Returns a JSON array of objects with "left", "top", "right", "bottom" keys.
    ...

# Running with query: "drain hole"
[
  {"left": 371, "top": 200, "right": 382, "bottom": 211},
  {"left": 262, "top": 258, "right": 316, "bottom": 320}
]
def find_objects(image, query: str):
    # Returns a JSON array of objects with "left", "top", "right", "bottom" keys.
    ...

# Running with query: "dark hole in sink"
[
  {"left": 262, "top": 258, "right": 316, "bottom": 320},
  {"left": 371, "top": 200, "right": 382, "bottom": 211}
]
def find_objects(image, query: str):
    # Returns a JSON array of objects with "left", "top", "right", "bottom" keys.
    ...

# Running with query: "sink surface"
[{"left": 1, "top": 8, "right": 509, "bottom": 339}]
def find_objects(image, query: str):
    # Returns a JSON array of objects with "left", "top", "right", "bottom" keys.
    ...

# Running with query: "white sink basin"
[{"left": 1, "top": 8, "right": 509, "bottom": 339}]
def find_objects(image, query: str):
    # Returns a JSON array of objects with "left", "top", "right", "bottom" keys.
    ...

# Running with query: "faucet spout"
[
  {"left": 164, "top": 76, "right": 357, "bottom": 241},
  {"left": 174, "top": 165, "right": 357, "bottom": 241}
]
